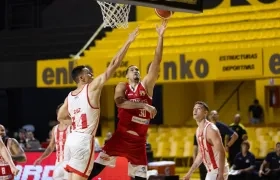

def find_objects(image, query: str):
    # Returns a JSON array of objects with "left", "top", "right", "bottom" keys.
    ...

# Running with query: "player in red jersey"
[
  {"left": 0, "top": 127, "right": 20, "bottom": 179},
  {"left": 88, "top": 20, "right": 167, "bottom": 180}
]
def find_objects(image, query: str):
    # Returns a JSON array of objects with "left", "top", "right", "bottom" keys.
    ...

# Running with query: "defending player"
[
  {"left": 183, "top": 101, "right": 229, "bottom": 180},
  {"left": 88, "top": 20, "right": 167, "bottom": 180},
  {"left": 33, "top": 104, "right": 71, "bottom": 180},
  {"left": 57, "top": 27, "right": 139, "bottom": 180}
]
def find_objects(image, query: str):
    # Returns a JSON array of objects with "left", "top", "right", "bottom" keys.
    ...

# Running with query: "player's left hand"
[
  {"left": 156, "top": 20, "right": 167, "bottom": 36},
  {"left": 216, "top": 173, "right": 224, "bottom": 180},
  {"left": 128, "top": 27, "right": 139, "bottom": 42},
  {"left": 11, "top": 166, "right": 19, "bottom": 176}
]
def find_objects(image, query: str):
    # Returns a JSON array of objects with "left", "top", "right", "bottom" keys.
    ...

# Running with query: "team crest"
[{"left": 140, "top": 90, "right": 145, "bottom": 96}]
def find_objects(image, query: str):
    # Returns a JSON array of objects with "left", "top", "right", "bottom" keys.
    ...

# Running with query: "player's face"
[
  {"left": 126, "top": 66, "right": 140, "bottom": 81},
  {"left": 80, "top": 68, "right": 93, "bottom": 84},
  {"left": 193, "top": 104, "right": 207, "bottom": 121},
  {"left": 0, "top": 125, "right": 5, "bottom": 137}
]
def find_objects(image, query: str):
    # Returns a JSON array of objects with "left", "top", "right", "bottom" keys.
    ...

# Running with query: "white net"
[{"left": 97, "top": 1, "right": 131, "bottom": 29}]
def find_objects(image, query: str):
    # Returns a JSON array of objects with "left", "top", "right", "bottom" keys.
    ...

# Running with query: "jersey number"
[
  {"left": 1, "top": 167, "right": 5, "bottom": 175},
  {"left": 139, "top": 109, "right": 147, "bottom": 118},
  {"left": 72, "top": 114, "right": 88, "bottom": 129}
]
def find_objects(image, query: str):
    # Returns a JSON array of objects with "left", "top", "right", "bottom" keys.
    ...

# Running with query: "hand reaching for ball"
[{"left": 156, "top": 20, "right": 167, "bottom": 36}]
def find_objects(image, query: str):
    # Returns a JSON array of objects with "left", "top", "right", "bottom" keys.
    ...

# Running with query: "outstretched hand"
[
  {"left": 156, "top": 20, "right": 167, "bottom": 36},
  {"left": 128, "top": 26, "right": 139, "bottom": 42}
]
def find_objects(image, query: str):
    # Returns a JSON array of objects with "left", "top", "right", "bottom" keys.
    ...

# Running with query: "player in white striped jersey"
[
  {"left": 57, "top": 27, "right": 139, "bottom": 180},
  {"left": 184, "top": 101, "right": 229, "bottom": 180},
  {"left": 34, "top": 104, "right": 71, "bottom": 180}
]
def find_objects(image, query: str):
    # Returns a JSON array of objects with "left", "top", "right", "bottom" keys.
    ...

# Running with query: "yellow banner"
[
  {"left": 263, "top": 46, "right": 280, "bottom": 77},
  {"left": 215, "top": 48, "right": 263, "bottom": 79},
  {"left": 37, "top": 47, "right": 280, "bottom": 87},
  {"left": 140, "top": 53, "right": 216, "bottom": 83},
  {"left": 37, "top": 57, "right": 140, "bottom": 88}
]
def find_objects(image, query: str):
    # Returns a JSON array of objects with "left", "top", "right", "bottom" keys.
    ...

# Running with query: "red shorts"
[
  {"left": 102, "top": 130, "right": 147, "bottom": 165},
  {"left": 0, "top": 165, "right": 14, "bottom": 180}
]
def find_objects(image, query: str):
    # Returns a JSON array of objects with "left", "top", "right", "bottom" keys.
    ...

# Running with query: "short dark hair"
[
  {"left": 71, "top": 65, "right": 86, "bottom": 83},
  {"left": 276, "top": 142, "right": 280, "bottom": 146},
  {"left": 194, "top": 101, "right": 209, "bottom": 111},
  {"left": 126, "top": 65, "right": 136, "bottom": 74},
  {"left": 254, "top": 99, "right": 259, "bottom": 104},
  {"left": 56, "top": 103, "right": 64, "bottom": 114}
]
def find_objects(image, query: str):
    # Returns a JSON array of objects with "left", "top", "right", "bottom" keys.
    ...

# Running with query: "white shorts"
[
  {"left": 95, "top": 152, "right": 147, "bottom": 178},
  {"left": 206, "top": 166, "right": 229, "bottom": 180},
  {"left": 53, "top": 162, "right": 66, "bottom": 180},
  {"left": 64, "top": 132, "right": 95, "bottom": 178}
]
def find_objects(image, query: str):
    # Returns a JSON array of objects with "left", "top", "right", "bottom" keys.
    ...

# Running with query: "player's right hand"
[
  {"left": 11, "top": 166, "right": 19, "bottom": 176},
  {"left": 33, "top": 158, "right": 42, "bottom": 166},
  {"left": 182, "top": 173, "right": 191, "bottom": 180},
  {"left": 144, "top": 104, "right": 157, "bottom": 119},
  {"left": 128, "top": 27, "right": 139, "bottom": 43}
]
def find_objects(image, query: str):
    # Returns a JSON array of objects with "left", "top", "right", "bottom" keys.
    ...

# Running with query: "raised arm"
[
  {"left": 10, "top": 138, "right": 26, "bottom": 163},
  {"left": 142, "top": 20, "right": 167, "bottom": 93},
  {"left": 89, "top": 27, "right": 139, "bottom": 90},
  {"left": 208, "top": 125, "right": 226, "bottom": 177},
  {"left": 114, "top": 82, "right": 157, "bottom": 118},
  {"left": 33, "top": 127, "right": 56, "bottom": 165}
]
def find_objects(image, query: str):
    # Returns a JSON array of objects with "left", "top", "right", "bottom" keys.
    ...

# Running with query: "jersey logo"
[
  {"left": 132, "top": 116, "right": 149, "bottom": 125},
  {"left": 139, "top": 90, "right": 145, "bottom": 96}
]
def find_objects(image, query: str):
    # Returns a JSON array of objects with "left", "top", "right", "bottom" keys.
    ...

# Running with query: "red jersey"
[{"left": 117, "top": 82, "right": 152, "bottom": 137}]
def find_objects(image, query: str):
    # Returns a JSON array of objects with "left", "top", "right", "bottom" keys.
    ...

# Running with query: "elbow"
[
  {"left": 21, "top": 155, "right": 27, "bottom": 163},
  {"left": 233, "top": 132, "right": 239, "bottom": 140}
]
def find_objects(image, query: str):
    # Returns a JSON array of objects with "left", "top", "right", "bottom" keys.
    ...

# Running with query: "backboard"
[{"left": 96, "top": 0, "right": 203, "bottom": 13}]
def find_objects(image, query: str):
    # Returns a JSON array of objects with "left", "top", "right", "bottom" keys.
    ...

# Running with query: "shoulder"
[
  {"left": 9, "top": 138, "right": 20, "bottom": 146},
  {"left": 207, "top": 123, "right": 219, "bottom": 134},
  {"left": 235, "top": 152, "right": 242, "bottom": 157},
  {"left": 115, "top": 82, "right": 127, "bottom": 89},
  {"left": 248, "top": 152, "right": 255, "bottom": 158}
]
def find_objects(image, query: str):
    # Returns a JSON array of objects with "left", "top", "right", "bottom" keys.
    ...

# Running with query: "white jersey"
[
  {"left": 53, "top": 125, "right": 71, "bottom": 164},
  {"left": 196, "top": 120, "right": 228, "bottom": 172},
  {"left": 67, "top": 84, "right": 100, "bottom": 135}
]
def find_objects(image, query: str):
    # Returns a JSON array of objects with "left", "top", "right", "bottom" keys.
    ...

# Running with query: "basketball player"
[
  {"left": 0, "top": 126, "right": 20, "bottom": 179},
  {"left": 183, "top": 101, "right": 229, "bottom": 180},
  {"left": 33, "top": 103, "right": 71, "bottom": 180},
  {"left": 57, "top": 27, "right": 139, "bottom": 180},
  {"left": 88, "top": 20, "right": 167, "bottom": 180}
]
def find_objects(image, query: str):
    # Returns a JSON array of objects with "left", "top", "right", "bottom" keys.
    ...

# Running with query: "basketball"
[{"left": 154, "top": 9, "right": 174, "bottom": 19}]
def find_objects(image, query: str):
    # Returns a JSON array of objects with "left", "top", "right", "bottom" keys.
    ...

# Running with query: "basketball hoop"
[{"left": 97, "top": 1, "right": 131, "bottom": 29}]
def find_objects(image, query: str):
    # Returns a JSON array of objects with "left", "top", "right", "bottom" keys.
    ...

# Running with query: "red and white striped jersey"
[
  {"left": 196, "top": 120, "right": 228, "bottom": 172},
  {"left": 0, "top": 138, "right": 13, "bottom": 179},
  {"left": 53, "top": 125, "right": 71, "bottom": 164},
  {"left": 67, "top": 84, "right": 100, "bottom": 135},
  {"left": 0, "top": 138, "right": 12, "bottom": 166}
]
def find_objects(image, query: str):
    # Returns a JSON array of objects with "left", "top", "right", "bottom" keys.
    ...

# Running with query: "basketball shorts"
[
  {"left": 206, "top": 165, "right": 229, "bottom": 180},
  {"left": 95, "top": 130, "right": 147, "bottom": 178},
  {"left": 53, "top": 162, "right": 66, "bottom": 180},
  {"left": 0, "top": 165, "right": 13, "bottom": 180},
  {"left": 64, "top": 132, "right": 95, "bottom": 178}
]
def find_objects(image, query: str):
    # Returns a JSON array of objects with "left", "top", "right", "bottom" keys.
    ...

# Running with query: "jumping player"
[
  {"left": 183, "top": 101, "right": 229, "bottom": 180},
  {"left": 88, "top": 20, "right": 167, "bottom": 180},
  {"left": 33, "top": 104, "right": 71, "bottom": 180},
  {"left": 0, "top": 129, "right": 20, "bottom": 179},
  {"left": 57, "top": 27, "right": 139, "bottom": 180}
]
